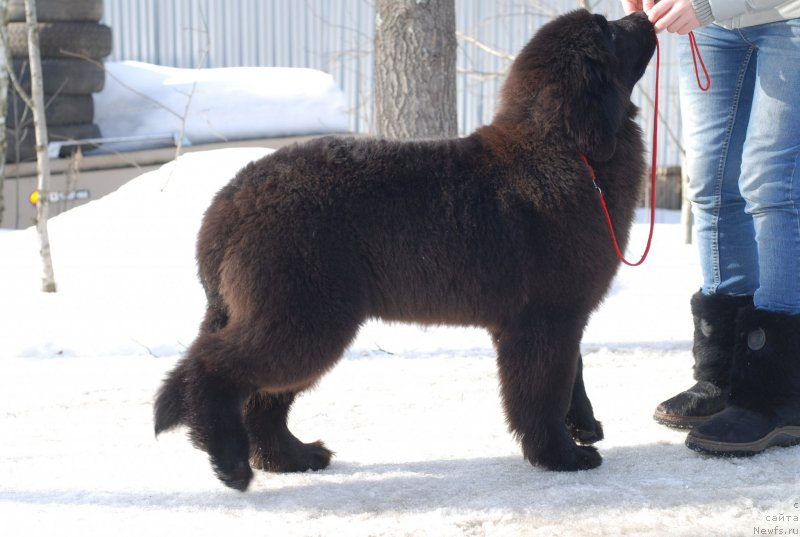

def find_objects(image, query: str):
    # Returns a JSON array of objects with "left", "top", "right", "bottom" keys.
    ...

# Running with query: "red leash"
[
  {"left": 688, "top": 31, "right": 711, "bottom": 91},
  {"left": 583, "top": 31, "right": 709, "bottom": 267},
  {"left": 582, "top": 36, "right": 660, "bottom": 267}
]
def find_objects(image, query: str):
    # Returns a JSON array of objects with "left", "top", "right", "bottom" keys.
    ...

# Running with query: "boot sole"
[
  {"left": 652, "top": 409, "right": 723, "bottom": 430},
  {"left": 685, "top": 426, "right": 800, "bottom": 456}
]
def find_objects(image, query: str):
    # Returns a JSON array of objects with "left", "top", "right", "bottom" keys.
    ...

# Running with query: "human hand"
[
  {"left": 646, "top": 0, "right": 701, "bottom": 34},
  {"left": 620, "top": 0, "right": 656, "bottom": 15}
]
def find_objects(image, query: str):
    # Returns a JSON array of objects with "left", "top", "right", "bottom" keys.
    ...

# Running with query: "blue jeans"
[{"left": 680, "top": 20, "right": 800, "bottom": 314}]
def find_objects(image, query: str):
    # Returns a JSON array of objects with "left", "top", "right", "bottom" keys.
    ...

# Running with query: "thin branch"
[
  {"left": 457, "top": 67, "right": 509, "bottom": 81},
  {"left": 60, "top": 50, "right": 185, "bottom": 121},
  {"left": 374, "top": 343, "right": 395, "bottom": 356},
  {"left": 25, "top": 0, "right": 57, "bottom": 292},
  {"left": 160, "top": 4, "right": 213, "bottom": 193},
  {"left": 456, "top": 31, "right": 515, "bottom": 61},
  {"left": 132, "top": 339, "right": 159, "bottom": 358},
  {"left": 174, "top": 6, "right": 211, "bottom": 160},
  {"left": 57, "top": 49, "right": 205, "bottom": 175}
]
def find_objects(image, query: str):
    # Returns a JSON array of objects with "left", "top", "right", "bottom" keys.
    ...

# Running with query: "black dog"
[{"left": 155, "top": 10, "right": 657, "bottom": 491}]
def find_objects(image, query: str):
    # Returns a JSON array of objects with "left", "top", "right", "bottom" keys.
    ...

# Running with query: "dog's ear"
[{"left": 562, "top": 58, "right": 626, "bottom": 162}]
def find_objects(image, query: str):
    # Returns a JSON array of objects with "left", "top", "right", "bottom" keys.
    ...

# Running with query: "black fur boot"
[
  {"left": 653, "top": 292, "right": 753, "bottom": 429},
  {"left": 686, "top": 306, "right": 800, "bottom": 456}
]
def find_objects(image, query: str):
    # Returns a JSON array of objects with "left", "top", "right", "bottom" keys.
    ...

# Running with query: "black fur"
[
  {"left": 653, "top": 292, "right": 753, "bottom": 428},
  {"left": 154, "top": 10, "right": 656, "bottom": 491},
  {"left": 729, "top": 307, "right": 800, "bottom": 416},
  {"left": 685, "top": 306, "right": 800, "bottom": 454},
  {"left": 691, "top": 291, "right": 753, "bottom": 385}
]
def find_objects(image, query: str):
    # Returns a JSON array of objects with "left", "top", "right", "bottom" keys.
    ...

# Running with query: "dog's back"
[{"left": 200, "top": 136, "right": 517, "bottom": 327}]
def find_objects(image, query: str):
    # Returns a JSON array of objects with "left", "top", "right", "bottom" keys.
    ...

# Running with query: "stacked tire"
[{"left": 6, "top": 0, "right": 111, "bottom": 162}]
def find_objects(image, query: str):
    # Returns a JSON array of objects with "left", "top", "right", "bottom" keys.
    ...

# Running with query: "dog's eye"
[
  {"left": 593, "top": 14, "right": 616, "bottom": 49},
  {"left": 593, "top": 14, "right": 610, "bottom": 33},
  {"left": 607, "top": 26, "right": 618, "bottom": 47}
]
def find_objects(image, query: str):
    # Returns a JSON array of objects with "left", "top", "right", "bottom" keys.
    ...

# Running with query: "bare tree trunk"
[
  {"left": 374, "top": 0, "right": 457, "bottom": 140},
  {"left": 25, "top": 0, "right": 56, "bottom": 292},
  {"left": 0, "top": 0, "right": 8, "bottom": 226}
]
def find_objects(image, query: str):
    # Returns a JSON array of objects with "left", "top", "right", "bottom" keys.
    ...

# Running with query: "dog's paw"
[
  {"left": 298, "top": 441, "right": 334, "bottom": 471},
  {"left": 528, "top": 442, "right": 602, "bottom": 472},
  {"left": 207, "top": 432, "right": 255, "bottom": 491},
  {"left": 212, "top": 455, "right": 254, "bottom": 491},
  {"left": 567, "top": 418, "right": 604, "bottom": 445},
  {"left": 252, "top": 440, "right": 333, "bottom": 473}
]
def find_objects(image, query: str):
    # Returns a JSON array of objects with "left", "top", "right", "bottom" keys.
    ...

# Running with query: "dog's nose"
[{"left": 613, "top": 10, "right": 657, "bottom": 45}]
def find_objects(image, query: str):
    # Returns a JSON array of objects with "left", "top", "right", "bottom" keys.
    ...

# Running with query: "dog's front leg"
[
  {"left": 566, "top": 353, "right": 604, "bottom": 444},
  {"left": 492, "top": 317, "right": 603, "bottom": 471}
]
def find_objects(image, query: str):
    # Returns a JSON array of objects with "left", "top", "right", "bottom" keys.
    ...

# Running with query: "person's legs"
[
  {"left": 738, "top": 19, "right": 800, "bottom": 315},
  {"left": 682, "top": 24, "right": 759, "bottom": 297},
  {"left": 686, "top": 20, "right": 800, "bottom": 455},
  {"left": 654, "top": 25, "right": 758, "bottom": 428}
]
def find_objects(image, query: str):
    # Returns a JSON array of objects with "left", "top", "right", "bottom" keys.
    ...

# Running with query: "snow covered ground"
[
  {"left": 93, "top": 62, "right": 349, "bottom": 152},
  {"left": 1, "top": 148, "right": 798, "bottom": 536}
]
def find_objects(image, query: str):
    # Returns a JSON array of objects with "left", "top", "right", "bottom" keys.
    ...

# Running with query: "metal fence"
[{"left": 101, "top": 0, "right": 684, "bottom": 166}]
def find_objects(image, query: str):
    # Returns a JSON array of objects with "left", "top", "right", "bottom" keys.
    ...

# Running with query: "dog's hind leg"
[
  {"left": 160, "top": 333, "right": 255, "bottom": 491},
  {"left": 244, "top": 392, "right": 333, "bottom": 473},
  {"left": 565, "top": 353, "right": 604, "bottom": 445},
  {"left": 177, "top": 306, "right": 359, "bottom": 489},
  {"left": 493, "top": 314, "right": 602, "bottom": 471},
  {"left": 236, "top": 310, "right": 362, "bottom": 475}
]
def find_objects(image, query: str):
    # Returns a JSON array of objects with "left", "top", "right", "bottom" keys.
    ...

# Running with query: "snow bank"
[{"left": 93, "top": 62, "right": 349, "bottom": 151}]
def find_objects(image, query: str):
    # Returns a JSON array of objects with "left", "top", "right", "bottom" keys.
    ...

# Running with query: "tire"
[
  {"left": 7, "top": 93, "right": 94, "bottom": 127},
  {"left": 6, "top": 123, "right": 102, "bottom": 162},
  {"left": 7, "top": 22, "right": 112, "bottom": 59},
  {"left": 12, "top": 58, "right": 105, "bottom": 94},
  {"left": 8, "top": 0, "right": 104, "bottom": 23}
]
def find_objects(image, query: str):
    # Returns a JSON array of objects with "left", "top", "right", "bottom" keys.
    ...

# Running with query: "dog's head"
[{"left": 497, "top": 10, "right": 657, "bottom": 161}]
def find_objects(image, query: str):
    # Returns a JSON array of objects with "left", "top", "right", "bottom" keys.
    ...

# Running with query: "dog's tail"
[{"left": 154, "top": 359, "right": 189, "bottom": 436}]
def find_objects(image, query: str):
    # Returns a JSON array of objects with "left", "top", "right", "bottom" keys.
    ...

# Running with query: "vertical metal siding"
[{"left": 102, "top": 0, "right": 683, "bottom": 166}]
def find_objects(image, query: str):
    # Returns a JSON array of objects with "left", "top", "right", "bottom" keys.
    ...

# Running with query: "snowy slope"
[{"left": 1, "top": 149, "right": 798, "bottom": 537}]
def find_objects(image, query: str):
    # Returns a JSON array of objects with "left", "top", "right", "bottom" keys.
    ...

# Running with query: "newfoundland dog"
[{"left": 155, "top": 10, "right": 657, "bottom": 491}]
